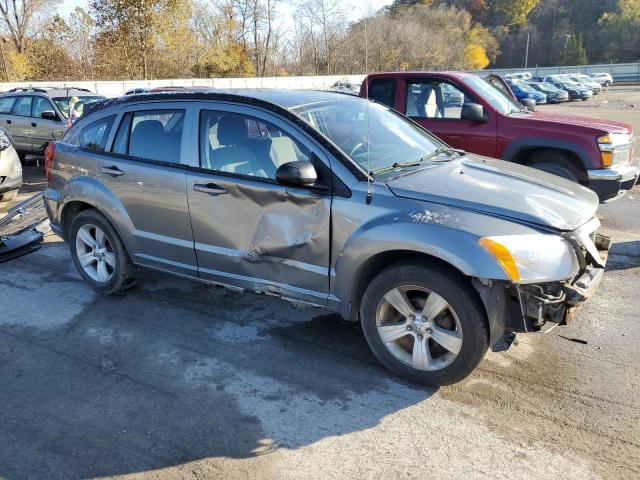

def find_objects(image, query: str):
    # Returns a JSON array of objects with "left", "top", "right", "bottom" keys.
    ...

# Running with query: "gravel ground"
[{"left": 0, "top": 87, "right": 639, "bottom": 480}]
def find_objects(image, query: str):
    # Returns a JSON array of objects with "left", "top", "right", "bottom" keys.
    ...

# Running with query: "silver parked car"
[
  {"left": 0, "top": 130, "right": 21, "bottom": 202},
  {"left": 43, "top": 90, "right": 609, "bottom": 385},
  {"left": 0, "top": 87, "right": 105, "bottom": 158}
]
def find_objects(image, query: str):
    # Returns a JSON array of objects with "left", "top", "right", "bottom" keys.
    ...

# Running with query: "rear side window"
[
  {"left": 367, "top": 79, "right": 396, "bottom": 108},
  {"left": 12, "top": 96, "right": 33, "bottom": 116},
  {"left": 112, "top": 109, "right": 184, "bottom": 163},
  {"left": 0, "top": 96, "right": 15, "bottom": 113},
  {"left": 79, "top": 115, "right": 115, "bottom": 152}
]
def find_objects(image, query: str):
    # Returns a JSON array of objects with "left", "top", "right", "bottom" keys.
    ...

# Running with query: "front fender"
[
  {"left": 332, "top": 219, "right": 511, "bottom": 315},
  {"left": 501, "top": 137, "right": 594, "bottom": 169}
]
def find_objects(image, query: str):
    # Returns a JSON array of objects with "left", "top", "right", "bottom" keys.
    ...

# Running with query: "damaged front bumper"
[
  {"left": 479, "top": 218, "right": 610, "bottom": 352},
  {"left": 514, "top": 219, "right": 609, "bottom": 332}
]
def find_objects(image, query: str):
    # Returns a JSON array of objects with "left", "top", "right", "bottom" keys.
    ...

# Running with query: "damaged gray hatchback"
[{"left": 43, "top": 90, "right": 609, "bottom": 386}]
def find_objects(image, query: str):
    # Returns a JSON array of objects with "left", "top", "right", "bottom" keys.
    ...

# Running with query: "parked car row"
[{"left": 505, "top": 71, "right": 614, "bottom": 87}]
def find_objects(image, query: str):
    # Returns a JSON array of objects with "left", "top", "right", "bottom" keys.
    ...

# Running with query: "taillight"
[{"left": 44, "top": 142, "right": 56, "bottom": 182}]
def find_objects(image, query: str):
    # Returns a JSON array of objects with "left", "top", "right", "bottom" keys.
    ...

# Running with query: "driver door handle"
[
  {"left": 101, "top": 166, "right": 124, "bottom": 177},
  {"left": 31, "top": 121, "right": 37, "bottom": 127},
  {"left": 193, "top": 183, "right": 228, "bottom": 196}
]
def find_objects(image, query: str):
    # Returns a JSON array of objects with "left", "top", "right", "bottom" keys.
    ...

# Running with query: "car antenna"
[{"left": 364, "top": 14, "right": 372, "bottom": 206}]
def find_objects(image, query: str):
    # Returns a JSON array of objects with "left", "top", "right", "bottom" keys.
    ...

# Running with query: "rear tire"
[
  {"left": 360, "top": 262, "right": 489, "bottom": 386},
  {"left": 69, "top": 209, "right": 137, "bottom": 294}
]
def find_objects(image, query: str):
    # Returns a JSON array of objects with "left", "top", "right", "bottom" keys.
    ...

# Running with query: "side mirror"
[
  {"left": 41, "top": 111, "right": 58, "bottom": 120},
  {"left": 520, "top": 98, "right": 536, "bottom": 111},
  {"left": 276, "top": 161, "right": 318, "bottom": 187},
  {"left": 461, "top": 103, "right": 486, "bottom": 122}
]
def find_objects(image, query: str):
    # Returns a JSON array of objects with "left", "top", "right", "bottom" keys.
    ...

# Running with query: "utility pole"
[{"left": 524, "top": 32, "right": 530, "bottom": 69}]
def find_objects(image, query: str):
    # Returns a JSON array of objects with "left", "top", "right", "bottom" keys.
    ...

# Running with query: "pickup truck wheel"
[
  {"left": 528, "top": 151, "right": 580, "bottom": 183},
  {"left": 360, "top": 263, "right": 489, "bottom": 386},
  {"left": 69, "top": 209, "right": 137, "bottom": 294}
]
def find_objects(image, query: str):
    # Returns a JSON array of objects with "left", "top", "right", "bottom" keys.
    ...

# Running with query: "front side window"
[
  {"left": 292, "top": 98, "right": 447, "bottom": 175},
  {"left": 112, "top": 109, "right": 184, "bottom": 163},
  {"left": 33, "top": 97, "right": 55, "bottom": 118},
  {"left": 406, "top": 81, "right": 466, "bottom": 120},
  {"left": 79, "top": 115, "right": 115, "bottom": 151},
  {"left": 0, "top": 96, "right": 15, "bottom": 113},
  {"left": 199, "top": 110, "right": 309, "bottom": 179},
  {"left": 53, "top": 96, "right": 105, "bottom": 119},
  {"left": 12, "top": 96, "right": 33, "bottom": 116},
  {"left": 367, "top": 79, "right": 396, "bottom": 108}
]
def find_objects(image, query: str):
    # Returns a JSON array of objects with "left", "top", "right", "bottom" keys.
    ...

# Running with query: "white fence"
[
  {"left": 0, "top": 62, "right": 637, "bottom": 98},
  {"left": 473, "top": 62, "right": 640, "bottom": 84},
  {"left": 0, "top": 75, "right": 367, "bottom": 98}
]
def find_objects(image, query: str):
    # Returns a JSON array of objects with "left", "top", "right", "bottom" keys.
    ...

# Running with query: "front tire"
[
  {"left": 360, "top": 262, "right": 489, "bottom": 386},
  {"left": 69, "top": 209, "right": 137, "bottom": 294}
]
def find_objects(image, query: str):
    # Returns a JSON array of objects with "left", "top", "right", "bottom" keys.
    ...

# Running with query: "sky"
[{"left": 60, "top": 0, "right": 393, "bottom": 22}]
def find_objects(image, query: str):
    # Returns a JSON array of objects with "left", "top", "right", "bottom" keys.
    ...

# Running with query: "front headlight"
[
  {"left": 478, "top": 235, "right": 579, "bottom": 284},
  {"left": 598, "top": 133, "right": 632, "bottom": 167}
]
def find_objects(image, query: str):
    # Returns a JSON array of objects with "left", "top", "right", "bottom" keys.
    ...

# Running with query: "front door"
[
  {"left": 92, "top": 105, "right": 197, "bottom": 276},
  {"left": 185, "top": 104, "right": 332, "bottom": 305},
  {"left": 31, "top": 96, "right": 65, "bottom": 152},
  {"left": 402, "top": 78, "right": 497, "bottom": 158}
]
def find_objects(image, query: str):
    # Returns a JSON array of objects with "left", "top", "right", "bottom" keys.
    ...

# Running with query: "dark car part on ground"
[{"left": 0, "top": 192, "right": 49, "bottom": 262}]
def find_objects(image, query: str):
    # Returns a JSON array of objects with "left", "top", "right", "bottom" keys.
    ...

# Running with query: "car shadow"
[
  {"left": 0, "top": 241, "right": 435, "bottom": 479},
  {"left": 605, "top": 240, "right": 640, "bottom": 271}
]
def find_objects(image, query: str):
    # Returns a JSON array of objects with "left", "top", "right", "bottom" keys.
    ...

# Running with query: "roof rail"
[{"left": 6, "top": 87, "right": 47, "bottom": 93}]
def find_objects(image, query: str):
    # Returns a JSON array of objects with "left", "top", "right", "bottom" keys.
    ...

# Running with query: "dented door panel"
[{"left": 186, "top": 173, "right": 331, "bottom": 304}]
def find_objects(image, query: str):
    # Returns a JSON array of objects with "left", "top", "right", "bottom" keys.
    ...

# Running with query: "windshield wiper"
[{"left": 371, "top": 148, "right": 463, "bottom": 175}]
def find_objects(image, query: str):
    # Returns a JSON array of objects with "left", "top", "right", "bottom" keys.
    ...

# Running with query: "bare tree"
[{"left": 0, "top": 0, "right": 58, "bottom": 52}]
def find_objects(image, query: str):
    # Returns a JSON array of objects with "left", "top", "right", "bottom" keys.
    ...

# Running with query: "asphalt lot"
[{"left": 1, "top": 87, "right": 639, "bottom": 479}]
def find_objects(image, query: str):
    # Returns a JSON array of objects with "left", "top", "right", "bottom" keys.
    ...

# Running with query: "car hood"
[
  {"left": 386, "top": 154, "right": 599, "bottom": 231},
  {"left": 509, "top": 110, "right": 632, "bottom": 134}
]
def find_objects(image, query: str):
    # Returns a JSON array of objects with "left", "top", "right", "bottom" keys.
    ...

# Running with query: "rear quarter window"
[{"left": 367, "top": 79, "right": 397, "bottom": 108}]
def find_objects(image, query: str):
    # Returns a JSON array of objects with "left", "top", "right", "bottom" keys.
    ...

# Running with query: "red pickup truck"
[{"left": 359, "top": 72, "right": 639, "bottom": 202}]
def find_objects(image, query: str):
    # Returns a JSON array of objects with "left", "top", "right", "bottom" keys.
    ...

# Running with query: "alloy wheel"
[
  {"left": 375, "top": 285, "right": 463, "bottom": 371},
  {"left": 75, "top": 224, "right": 116, "bottom": 283}
]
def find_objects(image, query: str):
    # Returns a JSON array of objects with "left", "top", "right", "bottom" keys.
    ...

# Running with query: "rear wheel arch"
[{"left": 61, "top": 200, "right": 95, "bottom": 240}]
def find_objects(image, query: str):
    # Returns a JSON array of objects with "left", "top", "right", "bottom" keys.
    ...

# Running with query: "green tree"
[{"left": 560, "top": 33, "right": 588, "bottom": 65}]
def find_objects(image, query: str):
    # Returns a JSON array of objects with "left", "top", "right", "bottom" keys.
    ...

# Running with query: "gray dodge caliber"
[{"left": 43, "top": 90, "right": 609, "bottom": 385}]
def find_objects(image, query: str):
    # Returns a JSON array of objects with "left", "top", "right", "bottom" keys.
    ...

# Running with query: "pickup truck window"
[
  {"left": 462, "top": 76, "right": 523, "bottom": 115},
  {"left": 292, "top": 97, "right": 447, "bottom": 175},
  {"left": 406, "top": 81, "right": 465, "bottom": 119}
]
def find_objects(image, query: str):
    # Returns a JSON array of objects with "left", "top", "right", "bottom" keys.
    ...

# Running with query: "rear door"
[
  {"left": 93, "top": 102, "right": 197, "bottom": 276},
  {"left": 184, "top": 102, "right": 332, "bottom": 305},
  {"left": 400, "top": 77, "right": 497, "bottom": 157}
]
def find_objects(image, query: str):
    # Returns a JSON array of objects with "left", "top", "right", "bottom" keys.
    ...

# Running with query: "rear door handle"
[
  {"left": 31, "top": 122, "right": 37, "bottom": 127},
  {"left": 101, "top": 166, "right": 124, "bottom": 177},
  {"left": 193, "top": 183, "right": 228, "bottom": 196},
  {"left": 6, "top": 119, "right": 11, "bottom": 125}
]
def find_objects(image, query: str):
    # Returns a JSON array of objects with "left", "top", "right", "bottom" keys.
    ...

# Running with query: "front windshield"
[
  {"left": 291, "top": 98, "right": 447, "bottom": 175},
  {"left": 560, "top": 82, "right": 580, "bottom": 89},
  {"left": 518, "top": 84, "right": 536, "bottom": 93},
  {"left": 464, "top": 76, "right": 524, "bottom": 114},
  {"left": 573, "top": 75, "right": 591, "bottom": 83},
  {"left": 53, "top": 96, "right": 105, "bottom": 118},
  {"left": 532, "top": 83, "right": 555, "bottom": 92}
]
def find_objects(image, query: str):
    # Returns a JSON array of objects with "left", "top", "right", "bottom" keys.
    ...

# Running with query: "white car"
[
  {"left": 591, "top": 73, "right": 614, "bottom": 87},
  {"left": 505, "top": 72, "right": 532, "bottom": 81},
  {"left": 0, "top": 131, "right": 21, "bottom": 203},
  {"left": 569, "top": 74, "right": 602, "bottom": 94}
]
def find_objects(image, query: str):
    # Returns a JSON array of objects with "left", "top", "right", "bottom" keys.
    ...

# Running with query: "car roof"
[
  {"left": 86, "top": 88, "right": 364, "bottom": 115},
  {"left": 364, "top": 71, "right": 476, "bottom": 80}
]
